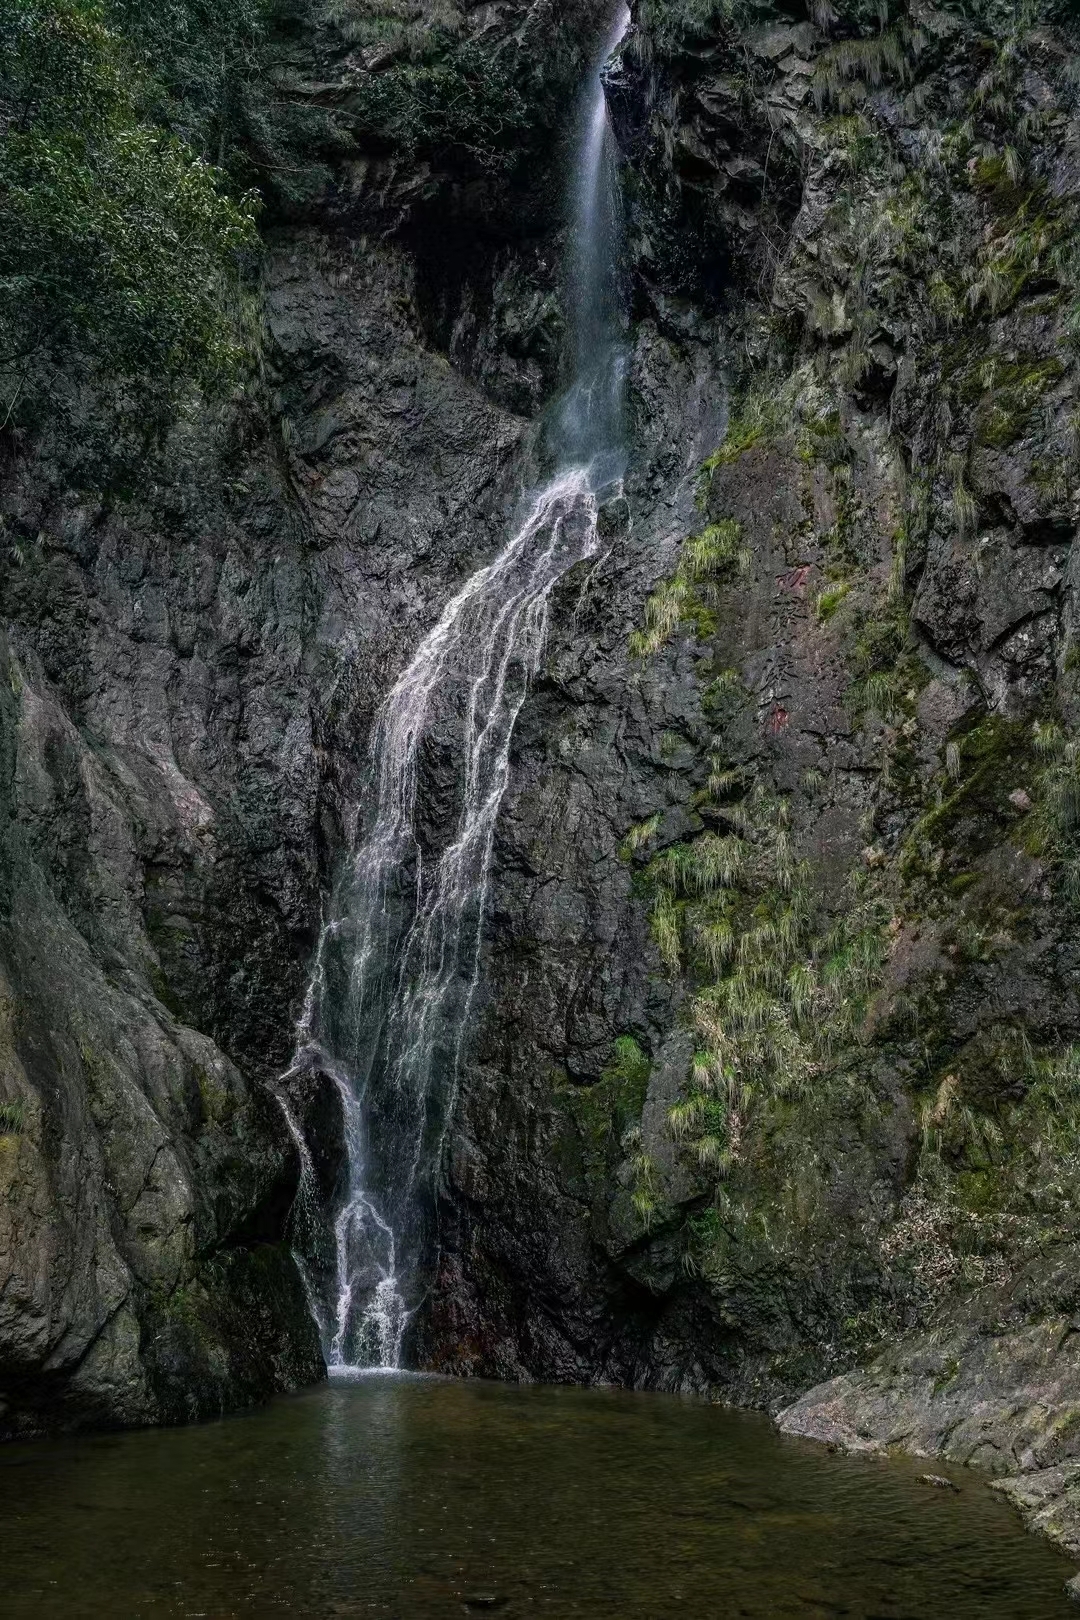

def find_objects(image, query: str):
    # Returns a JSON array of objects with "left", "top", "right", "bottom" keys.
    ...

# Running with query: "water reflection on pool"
[{"left": 0, "top": 1370, "right": 1072, "bottom": 1616}]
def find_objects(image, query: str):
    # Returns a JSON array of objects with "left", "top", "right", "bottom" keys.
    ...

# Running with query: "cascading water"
[{"left": 282, "top": 5, "right": 631, "bottom": 1371}]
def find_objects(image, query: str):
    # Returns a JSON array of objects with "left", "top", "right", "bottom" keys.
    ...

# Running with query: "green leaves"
[
  {"left": 0, "top": 0, "right": 258, "bottom": 434},
  {"left": 348, "top": 36, "right": 536, "bottom": 172}
]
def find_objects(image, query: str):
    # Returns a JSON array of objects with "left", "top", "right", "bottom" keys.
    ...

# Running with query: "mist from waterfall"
[{"left": 282, "top": 5, "right": 631, "bottom": 1370}]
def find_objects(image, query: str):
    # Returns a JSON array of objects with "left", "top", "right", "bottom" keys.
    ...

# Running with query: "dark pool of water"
[{"left": 0, "top": 1371, "right": 1074, "bottom": 1617}]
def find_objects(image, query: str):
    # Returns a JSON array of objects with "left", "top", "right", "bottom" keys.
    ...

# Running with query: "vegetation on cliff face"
[
  {"left": 0, "top": 0, "right": 258, "bottom": 438},
  {"left": 0, "top": 0, "right": 587, "bottom": 465},
  {"left": 624, "top": 0, "right": 1080, "bottom": 1389}
]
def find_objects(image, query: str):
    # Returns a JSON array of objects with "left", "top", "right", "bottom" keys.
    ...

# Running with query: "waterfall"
[{"left": 283, "top": 5, "right": 631, "bottom": 1371}]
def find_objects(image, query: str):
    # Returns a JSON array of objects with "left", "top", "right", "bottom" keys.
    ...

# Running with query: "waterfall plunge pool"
[{"left": 0, "top": 1373, "right": 1073, "bottom": 1616}]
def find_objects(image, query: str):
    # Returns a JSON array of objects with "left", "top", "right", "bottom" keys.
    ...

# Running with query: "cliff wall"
[{"left": 5, "top": 0, "right": 1080, "bottom": 1558}]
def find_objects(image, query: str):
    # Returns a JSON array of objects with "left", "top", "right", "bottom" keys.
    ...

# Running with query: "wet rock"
[
  {"left": 778, "top": 1323, "right": 1080, "bottom": 1555},
  {"left": 0, "top": 0, "right": 579, "bottom": 1427}
]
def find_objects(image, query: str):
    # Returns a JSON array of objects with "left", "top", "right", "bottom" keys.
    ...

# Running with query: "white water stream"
[{"left": 281, "top": 6, "right": 631, "bottom": 1370}]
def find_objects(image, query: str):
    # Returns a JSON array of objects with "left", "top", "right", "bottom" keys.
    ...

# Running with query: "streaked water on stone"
[
  {"left": 281, "top": 6, "right": 632, "bottom": 1368},
  {"left": 0, "top": 1376, "right": 1072, "bottom": 1617}
]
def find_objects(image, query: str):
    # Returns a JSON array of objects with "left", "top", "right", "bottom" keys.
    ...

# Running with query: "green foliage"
[
  {"left": 630, "top": 519, "right": 750, "bottom": 656},
  {"left": 634, "top": 0, "right": 774, "bottom": 55},
  {"left": 348, "top": 34, "right": 536, "bottom": 171},
  {"left": 964, "top": 184, "right": 1076, "bottom": 317},
  {"left": 897, "top": 1034, "right": 1080, "bottom": 1307},
  {"left": 821, "top": 113, "right": 883, "bottom": 176},
  {"left": 111, "top": 0, "right": 585, "bottom": 196},
  {"left": 645, "top": 785, "right": 888, "bottom": 1175},
  {"left": 815, "top": 580, "right": 851, "bottom": 622},
  {"left": 812, "top": 23, "right": 925, "bottom": 114},
  {"left": 1029, "top": 720, "right": 1080, "bottom": 897},
  {"left": 704, "top": 368, "right": 853, "bottom": 487},
  {"left": 624, "top": 1126, "right": 661, "bottom": 1228},
  {"left": 703, "top": 391, "right": 788, "bottom": 472},
  {"left": 969, "top": 354, "right": 1067, "bottom": 448},
  {"left": 901, "top": 712, "right": 1031, "bottom": 889},
  {"left": 844, "top": 602, "right": 912, "bottom": 724},
  {"left": 619, "top": 814, "right": 662, "bottom": 861},
  {"left": 0, "top": 0, "right": 577, "bottom": 450},
  {"left": 112, "top": 0, "right": 369, "bottom": 209},
  {"left": 555, "top": 1035, "right": 653, "bottom": 1215},
  {"left": 632, "top": 0, "right": 1080, "bottom": 1348},
  {"left": 0, "top": 0, "right": 257, "bottom": 429},
  {"left": 797, "top": 408, "right": 850, "bottom": 468},
  {"left": 0, "top": 1100, "right": 25, "bottom": 1134},
  {"left": 601, "top": 1036, "right": 653, "bottom": 1135},
  {"left": 105, "top": 0, "right": 271, "bottom": 160}
]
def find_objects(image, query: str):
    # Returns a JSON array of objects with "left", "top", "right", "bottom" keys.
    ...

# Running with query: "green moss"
[
  {"left": 601, "top": 1036, "right": 652, "bottom": 1135},
  {"left": 196, "top": 1065, "right": 233, "bottom": 1125},
  {"left": 843, "top": 603, "right": 920, "bottom": 726},
  {"left": 702, "top": 391, "right": 787, "bottom": 472},
  {"left": 633, "top": 0, "right": 763, "bottom": 55},
  {"left": 910, "top": 1040, "right": 1080, "bottom": 1269},
  {"left": 971, "top": 355, "right": 1067, "bottom": 448},
  {"left": 819, "top": 466, "right": 861, "bottom": 571},
  {"left": 820, "top": 114, "right": 883, "bottom": 177},
  {"left": 905, "top": 715, "right": 1030, "bottom": 860},
  {"left": 145, "top": 1277, "right": 215, "bottom": 1351},
  {"left": 146, "top": 957, "right": 186, "bottom": 1019},
  {"left": 962, "top": 175, "right": 1076, "bottom": 316},
  {"left": 932, "top": 1357, "right": 961, "bottom": 1395},
  {"left": 646, "top": 782, "right": 888, "bottom": 1180},
  {"left": 1029, "top": 720, "right": 1080, "bottom": 876},
  {"left": 811, "top": 24, "right": 922, "bottom": 113},
  {"left": 701, "top": 667, "right": 749, "bottom": 716},
  {"left": 852, "top": 604, "right": 908, "bottom": 674},
  {"left": 619, "top": 814, "right": 661, "bottom": 862},
  {"left": 797, "top": 409, "right": 851, "bottom": 469},
  {"left": 555, "top": 1036, "right": 652, "bottom": 1167}
]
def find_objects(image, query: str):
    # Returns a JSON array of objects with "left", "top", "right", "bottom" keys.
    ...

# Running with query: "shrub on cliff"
[
  {"left": 0, "top": 0, "right": 258, "bottom": 436},
  {"left": 105, "top": 0, "right": 270, "bottom": 161},
  {"left": 347, "top": 33, "right": 536, "bottom": 172}
]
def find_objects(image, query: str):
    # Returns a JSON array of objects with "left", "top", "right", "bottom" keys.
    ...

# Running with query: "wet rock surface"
[{"left": 0, "top": 0, "right": 573, "bottom": 1429}]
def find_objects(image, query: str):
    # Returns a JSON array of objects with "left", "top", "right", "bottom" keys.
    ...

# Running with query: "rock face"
[
  {"left": 0, "top": 0, "right": 579, "bottom": 1429},
  {"left": 420, "top": 0, "right": 1080, "bottom": 1566},
  {"left": 4, "top": 0, "right": 1080, "bottom": 1570}
]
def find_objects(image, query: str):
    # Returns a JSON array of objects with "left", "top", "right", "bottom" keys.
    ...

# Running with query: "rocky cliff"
[
  {"left": 0, "top": 0, "right": 592, "bottom": 1431},
  {"left": 4, "top": 0, "right": 1080, "bottom": 1566},
  {"left": 421, "top": 0, "right": 1080, "bottom": 1563}
]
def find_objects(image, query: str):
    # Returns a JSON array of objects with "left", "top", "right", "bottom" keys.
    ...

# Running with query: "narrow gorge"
[{"left": 4, "top": 0, "right": 1080, "bottom": 1587}]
